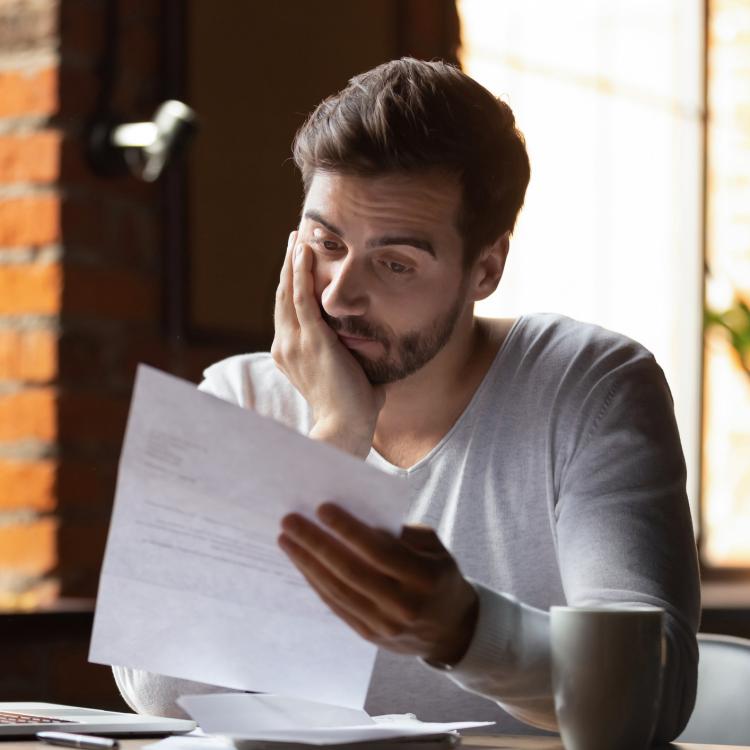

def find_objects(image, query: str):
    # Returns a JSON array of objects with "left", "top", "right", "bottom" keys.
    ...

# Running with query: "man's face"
[{"left": 298, "top": 171, "right": 472, "bottom": 385}]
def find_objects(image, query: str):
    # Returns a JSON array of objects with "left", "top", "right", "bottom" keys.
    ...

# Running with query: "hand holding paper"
[
  {"left": 279, "top": 504, "right": 479, "bottom": 666},
  {"left": 90, "top": 365, "right": 410, "bottom": 708}
]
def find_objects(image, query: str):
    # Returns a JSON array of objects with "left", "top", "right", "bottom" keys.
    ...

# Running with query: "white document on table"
[
  {"left": 173, "top": 694, "right": 494, "bottom": 745},
  {"left": 89, "top": 365, "right": 410, "bottom": 708}
]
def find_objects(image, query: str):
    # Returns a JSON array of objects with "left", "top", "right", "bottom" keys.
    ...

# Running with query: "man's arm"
[
  {"left": 436, "top": 355, "right": 700, "bottom": 739},
  {"left": 111, "top": 666, "right": 241, "bottom": 718},
  {"left": 280, "top": 356, "right": 700, "bottom": 740}
]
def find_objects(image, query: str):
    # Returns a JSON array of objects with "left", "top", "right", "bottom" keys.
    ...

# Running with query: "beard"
[{"left": 322, "top": 288, "right": 467, "bottom": 385}]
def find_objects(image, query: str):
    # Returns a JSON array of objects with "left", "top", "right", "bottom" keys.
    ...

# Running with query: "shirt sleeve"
[
  {"left": 112, "top": 666, "right": 242, "bottom": 718},
  {"left": 433, "top": 354, "right": 701, "bottom": 741}
]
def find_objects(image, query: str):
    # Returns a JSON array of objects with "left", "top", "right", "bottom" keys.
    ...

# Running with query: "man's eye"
[
  {"left": 385, "top": 261, "right": 411, "bottom": 275},
  {"left": 313, "top": 238, "right": 340, "bottom": 251}
]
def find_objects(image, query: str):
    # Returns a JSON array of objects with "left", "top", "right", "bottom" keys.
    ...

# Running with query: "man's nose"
[{"left": 320, "top": 258, "right": 368, "bottom": 319}]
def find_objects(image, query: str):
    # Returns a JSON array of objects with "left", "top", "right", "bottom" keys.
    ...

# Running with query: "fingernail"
[{"left": 295, "top": 243, "right": 304, "bottom": 262}]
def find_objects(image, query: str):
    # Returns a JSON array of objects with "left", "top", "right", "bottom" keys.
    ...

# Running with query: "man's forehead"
[{"left": 303, "top": 170, "right": 461, "bottom": 229}]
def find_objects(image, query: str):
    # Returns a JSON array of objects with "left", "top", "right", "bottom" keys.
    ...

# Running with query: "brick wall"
[
  {"left": 0, "top": 0, "right": 461, "bottom": 708},
  {"left": 0, "top": 0, "right": 230, "bottom": 606},
  {"left": 0, "top": 0, "right": 63, "bottom": 607}
]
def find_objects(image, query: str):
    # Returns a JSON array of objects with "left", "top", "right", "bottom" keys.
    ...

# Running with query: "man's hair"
[{"left": 293, "top": 57, "right": 530, "bottom": 266}]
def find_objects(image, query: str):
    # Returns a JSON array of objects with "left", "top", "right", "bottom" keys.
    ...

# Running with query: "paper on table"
[
  {"left": 180, "top": 694, "right": 373, "bottom": 734},
  {"left": 89, "top": 365, "right": 410, "bottom": 708},
  {"left": 145, "top": 732, "right": 233, "bottom": 750},
  {"left": 175, "top": 694, "right": 494, "bottom": 745}
]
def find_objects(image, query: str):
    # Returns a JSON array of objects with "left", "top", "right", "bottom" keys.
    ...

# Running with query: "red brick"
[
  {"left": 63, "top": 266, "right": 158, "bottom": 321},
  {"left": 0, "top": 131, "right": 61, "bottom": 184},
  {"left": 0, "top": 387, "right": 56, "bottom": 442},
  {"left": 0, "top": 327, "right": 58, "bottom": 382},
  {"left": 0, "top": 0, "right": 58, "bottom": 53},
  {"left": 0, "top": 67, "right": 58, "bottom": 118},
  {"left": 0, "top": 516, "right": 57, "bottom": 574},
  {"left": 0, "top": 194, "right": 61, "bottom": 245},
  {"left": 0, "top": 264, "right": 62, "bottom": 315},
  {"left": 0, "top": 0, "right": 57, "bottom": 53},
  {"left": 0, "top": 458, "right": 57, "bottom": 511}
]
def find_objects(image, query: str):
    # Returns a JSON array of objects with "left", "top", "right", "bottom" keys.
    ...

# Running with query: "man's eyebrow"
[
  {"left": 303, "top": 209, "right": 436, "bottom": 258},
  {"left": 303, "top": 210, "right": 343, "bottom": 237},
  {"left": 365, "top": 235, "right": 435, "bottom": 258}
]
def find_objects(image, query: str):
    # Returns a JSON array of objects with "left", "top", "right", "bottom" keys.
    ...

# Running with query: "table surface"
[{"left": 2, "top": 737, "right": 749, "bottom": 750}]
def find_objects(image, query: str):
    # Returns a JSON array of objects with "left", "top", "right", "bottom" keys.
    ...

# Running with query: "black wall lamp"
[
  {"left": 87, "top": 99, "right": 196, "bottom": 182},
  {"left": 85, "top": 0, "right": 196, "bottom": 181}
]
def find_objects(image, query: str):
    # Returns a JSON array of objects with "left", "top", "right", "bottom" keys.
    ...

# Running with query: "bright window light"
[
  {"left": 458, "top": 0, "right": 705, "bottom": 521},
  {"left": 701, "top": 0, "right": 750, "bottom": 567}
]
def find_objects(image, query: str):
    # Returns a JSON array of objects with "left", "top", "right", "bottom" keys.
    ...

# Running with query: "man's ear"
[{"left": 470, "top": 232, "right": 510, "bottom": 302}]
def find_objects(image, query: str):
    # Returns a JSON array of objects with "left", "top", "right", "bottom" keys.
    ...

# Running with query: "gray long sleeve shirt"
[{"left": 113, "top": 313, "right": 700, "bottom": 739}]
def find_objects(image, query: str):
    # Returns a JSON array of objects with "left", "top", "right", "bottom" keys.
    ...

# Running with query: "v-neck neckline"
[{"left": 367, "top": 315, "right": 526, "bottom": 476}]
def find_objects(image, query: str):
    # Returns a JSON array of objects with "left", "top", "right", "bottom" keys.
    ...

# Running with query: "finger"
[
  {"left": 316, "top": 503, "right": 433, "bottom": 586},
  {"left": 280, "top": 514, "right": 407, "bottom": 608},
  {"left": 278, "top": 532, "right": 399, "bottom": 638},
  {"left": 292, "top": 242, "right": 326, "bottom": 329},
  {"left": 280, "top": 535, "right": 376, "bottom": 641},
  {"left": 274, "top": 230, "right": 299, "bottom": 331},
  {"left": 400, "top": 524, "right": 449, "bottom": 555},
  {"left": 310, "top": 583, "right": 378, "bottom": 642}
]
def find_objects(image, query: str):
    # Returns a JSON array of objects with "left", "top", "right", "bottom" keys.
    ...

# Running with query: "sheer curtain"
[{"left": 459, "top": 0, "right": 705, "bottom": 517}]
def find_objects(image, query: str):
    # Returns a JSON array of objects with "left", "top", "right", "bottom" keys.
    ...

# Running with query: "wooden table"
[{"left": 1, "top": 737, "right": 748, "bottom": 750}]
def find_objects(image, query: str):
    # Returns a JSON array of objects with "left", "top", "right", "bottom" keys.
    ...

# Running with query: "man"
[{"left": 114, "top": 58, "right": 700, "bottom": 738}]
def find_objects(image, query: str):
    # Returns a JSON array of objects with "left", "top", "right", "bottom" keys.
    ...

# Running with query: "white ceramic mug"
[{"left": 550, "top": 606, "right": 665, "bottom": 750}]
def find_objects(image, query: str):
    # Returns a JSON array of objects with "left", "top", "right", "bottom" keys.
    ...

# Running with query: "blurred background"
[{"left": 0, "top": 0, "right": 748, "bottom": 710}]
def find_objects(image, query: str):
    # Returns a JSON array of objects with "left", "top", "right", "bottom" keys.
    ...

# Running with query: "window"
[
  {"left": 701, "top": 0, "right": 750, "bottom": 567},
  {"left": 458, "top": 0, "right": 705, "bottom": 524}
]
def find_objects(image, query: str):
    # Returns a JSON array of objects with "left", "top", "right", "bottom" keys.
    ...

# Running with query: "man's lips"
[{"left": 337, "top": 332, "right": 379, "bottom": 350}]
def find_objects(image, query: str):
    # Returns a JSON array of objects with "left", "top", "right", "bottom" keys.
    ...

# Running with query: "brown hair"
[{"left": 293, "top": 57, "right": 530, "bottom": 266}]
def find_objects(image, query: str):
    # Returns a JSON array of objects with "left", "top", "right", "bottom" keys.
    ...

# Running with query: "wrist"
[
  {"left": 425, "top": 587, "right": 479, "bottom": 669},
  {"left": 309, "top": 417, "right": 374, "bottom": 459}
]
